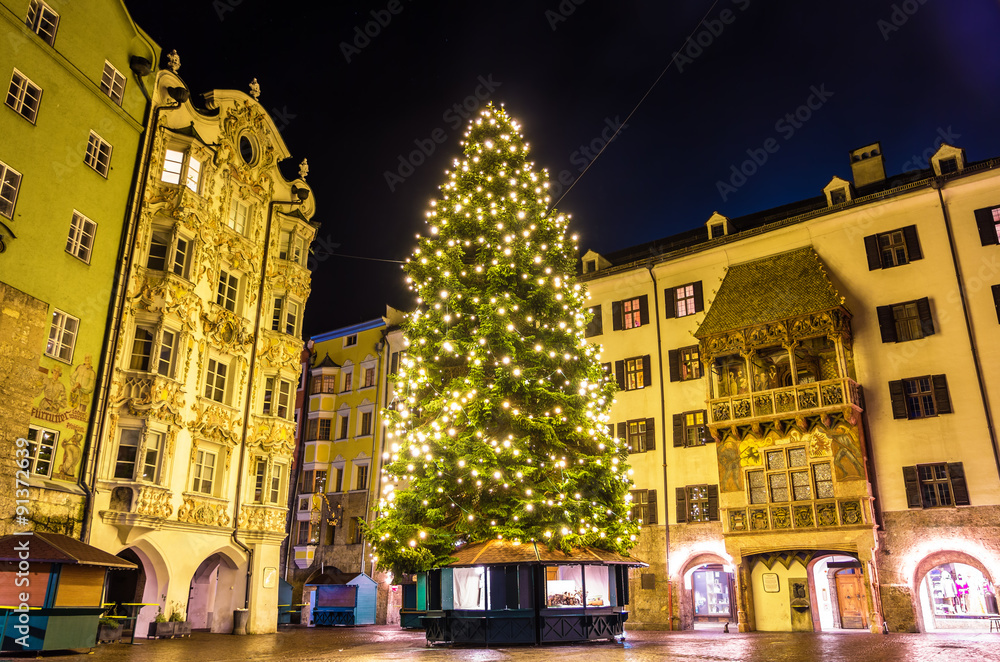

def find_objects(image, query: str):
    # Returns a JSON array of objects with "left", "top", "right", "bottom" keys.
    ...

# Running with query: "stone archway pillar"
[
  {"left": 733, "top": 555, "right": 754, "bottom": 632},
  {"left": 857, "top": 547, "right": 885, "bottom": 633}
]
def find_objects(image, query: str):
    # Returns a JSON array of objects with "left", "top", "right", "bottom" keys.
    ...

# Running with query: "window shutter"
[
  {"left": 992, "top": 284, "right": 1000, "bottom": 323},
  {"left": 611, "top": 300, "right": 623, "bottom": 331},
  {"left": 707, "top": 485, "right": 720, "bottom": 521},
  {"left": 932, "top": 374, "right": 952, "bottom": 414},
  {"left": 642, "top": 355, "right": 651, "bottom": 387},
  {"left": 663, "top": 289, "right": 675, "bottom": 319},
  {"left": 668, "top": 349, "right": 680, "bottom": 382},
  {"left": 902, "top": 466, "right": 922, "bottom": 508},
  {"left": 916, "top": 297, "right": 935, "bottom": 337},
  {"left": 614, "top": 360, "right": 625, "bottom": 390},
  {"left": 647, "top": 489, "right": 658, "bottom": 525},
  {"left": 606, "top": 423, "right": 614, "bottom": 437},
  {"left": 974, "top": 207, "right": 999, "bottom": 246},
  {"left": 673, "top": 413, "right": 684, "bottom": 447},
  {"left": 693, "top": 281, "right": 704, "bottom": 312},
  {"left": 864, "top": 234, "right": 882, "bottom": 270},
  {"left": 645, "top": 418, "right": 656, "bottom": 451},
  {"left": 639, "top": 294, "right": 650, "bottom": 326},
  {"left": 617, "top": 422, "right": 626, "bottom": 442},
  {"left": 888, "top": 380, "right": 908, "bottom": 419},
  {"left": 699, "top": 411, "right": 710, "bottom": 444},
  {"left": 876, "top": 305, "right": 897, "bottom": 343},
  {"left": 947, "top": 463, "right": 970, "bottom": 506},
  {"left": 902, "top": 225, "right": 923, "bottom": 261},
  {"left": 675, "top": 487, "right": 687, "bottom": 524}
]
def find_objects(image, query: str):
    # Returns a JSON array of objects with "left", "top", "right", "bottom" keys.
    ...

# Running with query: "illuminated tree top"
[{"left": 367, "top": 104, "right": 638, "bottom": 576}]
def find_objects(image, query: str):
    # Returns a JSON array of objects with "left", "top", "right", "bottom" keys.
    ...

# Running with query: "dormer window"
[
  {"left": 585, "top": 259, "right": 597, "bottom": 273},
  {"left": 705, "top": 212, "right": 730, "bottom": 240},
  {"left": 830, "top": 188, "right": 847, "bottom": 205},
  {"left": 938, "top": 158, "right": 958, "bottom": 175},
  {"left": 710, "top": 223, "right": 724, "bottom": 238}
]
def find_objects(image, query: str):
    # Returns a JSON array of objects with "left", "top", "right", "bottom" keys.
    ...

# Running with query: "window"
[
  {"left": 204, "top": 358, "right": 229, "bottom": 403},
  {"left": 349, "top": 516, "right": 364, "bottom": 544},
  {"left": 993, "top": 285, "right": 1000, "bottom": 324},
  {"left": 279, "top": 230, "right": 305, "bottom": 264},
  {"left": 669, "top": 345, "right": 702, "bottom": 382},
  {"left": 25, "top": 425, "right": 56, "bottom": 477},
  {"left": 253, "top": 459, "right": 267, "bottom": 502},
  {"left": 710, "top": 222, "right": 725, "bottom": 238},
  {"left": 6, "top": 70, "right": 42, "bottom": 123},
  {"left": 665, "top": 282, "right": 704, "bottom": 318},
  {"left": 305, "top": 418, "right": 332, "bottom": 441},
  {"left": 747, "top": 447, "right": 832, "bottom": 504},
  {"left": 114, "top": 428, "right": 160, "bottom": 482},
  {"left": 343, "top": 371, "right": 353, "bottom": 392},
  {"left": 344, "top": 334, "right": 357, "bottom": 347},
  {"left": 100, "top": 61, "right": 126, "bottom": 105},
  {"left": 299, "top": 469, "right": 326, "bottom": 493},
  {"left": 227, "top": 199, "right": 248, "bottom": 234},
  {"left": 360, "top": 411, "right": 373, "bottom": 436},
  {"left": 829, "top": 188, "right": 847, "bottom": 205},
  {"left": 216, "top": 270, "right": 239, "bottom": 312},
  {"left": 612, "top": 295, "right": 647, "bottom": 330},
  {"left": 191, "top": 448, "right": 217, "bottom": 495},
  {"left": 864, "top": 226, "right": 922, "bottom": 269},
  {"left": 84, "top": 131, "right": 112, "bottom": 177},
  {"left": 585, "top": 259, "right": 597, "bottom": 273},
  {"left": 311, "top": 374, "right": 337, "bottom": 394},
  {"left": 45, "top": 309, "right": 79, "bottom": 362},
  {"left": 363, "top": 366, "right": 375, "bottom": 388},
  {"left": 0, "top": 160, "right": 22, "bottom": 218},
  {"left": 25, "top": 0, "right": 59, "bottom": 46},
  {"left": 629, "top": 489, "right": 657, "bottom": 525},
  {"left": 146, "top": 228, "right": 191, "bottom": 278},
  {"left": 889, "top": 375, "right": 952, "bottom": 419},
  {"left": 271, "top": 298, "right": 299, "bottom": 335},
  {"left": 263, "top": 377, "right": 293, "bottom": 419},
  {"left": 673, "top": 410, "right": 708, "bottom": 447},
  {"left": 356, "top": 464, "right": 369, "bottom": 490},
  {"left": 903, "top": 463, "right": 969, "bottom": 508},
  {"left": 160, "top": 148, "right": 201, "bottom": 192},
  {"left": 128, "top": 326, "right": 178, "bottom": 377},
  {"left": 614, "top": 355, "right": 650, "bottom": 391},
  {"left": 584, "top": 304, "right": 602, "bottom": 338},
  {"left": 65, "top": 211, "right": 97, "bottom": 263},
  {"left": 938, "top": 157, "right": 958, "bottom": 175},
  {"left": 338, "top": 412, "right": 350, "bottom": 439},
  {"left": 974, "top": 205, "right": 1000, "bottom": 246},
  {"left": 676, "top": 485, "right": 719, "bottom": 523},
  {"left": 270, "top": 464, "right": 284, "bottom": 503},
  {"left": 297, "top": 520, "right": 319, "bottom": 545},
  {"left": 617, "top": 418, "right": 655, "bottom": 453},
  {"left": 877, "top": 298, "right": 934, "bottom": 343}
]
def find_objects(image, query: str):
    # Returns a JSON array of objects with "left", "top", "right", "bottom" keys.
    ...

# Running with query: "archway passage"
[
  {"left": 187, "top": 552, "right": 240, "bottom": 631},
  {"left": 808, "top": 554, "right": 866, "bottom": 631},
  {"left": 690, "top": 564, "right": 736, "bottom": 628},
  {"left": 103, "top": 548, "right": 150, "bottom": 639},
  {"left": 920, "top": 562, "right": 999, "bottom": 631}
]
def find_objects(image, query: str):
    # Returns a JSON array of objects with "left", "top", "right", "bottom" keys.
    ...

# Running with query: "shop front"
[
  {"left": 920, "top": 562, "right": 998, "bottom": 631},
  {"left": 690, "top": 564, "right": 735, "bottom": 625}
]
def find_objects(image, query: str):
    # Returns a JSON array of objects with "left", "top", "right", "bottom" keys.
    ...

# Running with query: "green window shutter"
[
  {"left": 673, "top": 413, "right": 684, "bottom": 447},
  {"left": 902, "top": 466, "right": 922, "bottom": 508},
  {"left": 668, "top": 349, "right": 680, "bottom": 382},
  {"left": 902, "top": 225, "right": 923, "bottom": 261},
  {"left": 888, "top": 380, "right": 908, "bottom": 419},
  {"left": 974, "top": 207, "right": 999, "bottom": 246},
  {"left": 638, "top": 294, "right": 649, "bottom": 326},
  {"left": 645, "top": 418, "right": 656, "bottom": 451},
  {"left": 675, "top": 487, "right": 687, "bottom": 523},
  {"left": 916, "top": 297, "right": 935, "bottom": 337},
  {"left": 707, "top": 485, "right": 720, "bottom": 521},
  {"left": 693, "top": 281, "right": 704, "bottom": 312},
  {"left": 876, "top": 305, "right": 897, "bottom": 343},
  {"left": 932, "top": 374, "right": 952, "bottom": 414},
  {"left": 663, "top": 289, "right": 675, "bottom": 319},
  {"left": 642, "top": 355, "right": 652, "bottom": 387},
  {"left": 864, "top": 234, "right": 882, "bottom": 270},
  {"left": 947, "top": 463, "right": 970, "bottom": 506},
  {"left": 647, "top": 489, "right": 658, "bottom": 525},
  {"left": 611, "top": 300, "right": 623, "bottom": 331},
  {"left": 614, "top": 360, "right": 625, "bottom": 390}
]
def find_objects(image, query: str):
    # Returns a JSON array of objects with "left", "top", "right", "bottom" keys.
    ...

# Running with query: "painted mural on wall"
[
  {"left": 717, "top": 422, "right": 865, "bottom": 493},
  {"left": 33, "top": 355, "right": 95, "bottom": 482}
]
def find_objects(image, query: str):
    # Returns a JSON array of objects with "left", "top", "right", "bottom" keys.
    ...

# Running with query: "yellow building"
[
  {"left": 581, "top": 142, "right": 1000, "bottom": 633},
  {"left": 85, "top": 57, "right": 317, "bottom": 636},
  {"left": 287, "top": 307, "right": 404, "bottom": 622}
]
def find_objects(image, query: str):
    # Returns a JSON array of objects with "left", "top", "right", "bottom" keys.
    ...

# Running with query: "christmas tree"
[{"left": 367, "top": 104, "right": 639, "bottom": 576}]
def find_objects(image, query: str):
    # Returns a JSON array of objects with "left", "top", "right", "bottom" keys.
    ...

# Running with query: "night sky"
[{"left": 126, "top": 0, "right": 1000, "bottom": 335}]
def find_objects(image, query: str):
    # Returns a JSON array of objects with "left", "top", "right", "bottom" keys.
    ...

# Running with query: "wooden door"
[{"left": 835, "top": 574, "right": 866, "bottom": 629}]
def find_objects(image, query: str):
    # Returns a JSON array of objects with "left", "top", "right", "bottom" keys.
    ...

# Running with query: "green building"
[{"left": 0, "top": 0, "right": 159, "bottom": 535}]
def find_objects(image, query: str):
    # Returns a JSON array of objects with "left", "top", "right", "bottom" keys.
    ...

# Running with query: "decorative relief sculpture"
[
  {"left": 135, "top": 486, "right": 174, "bottom": 519},
  {"left": 238, "top": 505, "right": 285, "bottom": 533},
  {"left": 189, "top": 401, "right": 243, "bottom": 448},
  {"left": 177, "top": 496, "right": 230, "bottom": 527}
]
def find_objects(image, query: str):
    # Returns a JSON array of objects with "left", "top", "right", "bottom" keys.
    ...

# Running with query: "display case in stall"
[
  {"left": 417, "top": 540, "right": 645, "bottom": 646},
  {"left": 0, "top": 533, "right": 136, "bottom": 652}
]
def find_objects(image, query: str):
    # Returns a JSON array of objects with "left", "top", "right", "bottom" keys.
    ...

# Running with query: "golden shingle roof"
[{"left": 446, "top": 540, "right": 646, "bottom": 567}]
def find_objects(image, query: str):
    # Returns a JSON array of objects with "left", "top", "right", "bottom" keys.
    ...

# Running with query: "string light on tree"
[{"left": 365, "top": 103, "right": 639, "bottom": 575}]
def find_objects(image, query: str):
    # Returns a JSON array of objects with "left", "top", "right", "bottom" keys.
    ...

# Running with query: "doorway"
[
  {"left": 691, "top": 564, "right": 736, "bottom": 626},
  {"left": 810, "top": 554, "right": 866, "bottom": 630},
  {"left": 187, "top": 552, "right": 240, "bottom": 632}
]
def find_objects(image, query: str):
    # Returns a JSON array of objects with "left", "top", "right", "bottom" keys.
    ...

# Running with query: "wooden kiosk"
[
  {"left": 0, "top": 532, "right": 136, "bottom": 652},
  {"left": 417, "top": 540, "right": 645, "bottom": 646}
]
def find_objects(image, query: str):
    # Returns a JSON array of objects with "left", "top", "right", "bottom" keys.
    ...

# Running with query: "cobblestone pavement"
[{"left": 6, "top": 626, "right": 1000, "bottom": 661}]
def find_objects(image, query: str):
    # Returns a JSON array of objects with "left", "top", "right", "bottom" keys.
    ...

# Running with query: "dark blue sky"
[{"left": 128, "top": 0, "right": 1000, "bottom": 334}]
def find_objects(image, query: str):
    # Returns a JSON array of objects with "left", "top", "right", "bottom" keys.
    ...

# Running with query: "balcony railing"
[{"left": 709, "top": 377, "right": 860, "bottom": 424}]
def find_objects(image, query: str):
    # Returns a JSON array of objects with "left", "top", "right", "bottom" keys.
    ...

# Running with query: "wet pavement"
[{"left": 6, "top": 625, "right": 1000, "bottom": 661}]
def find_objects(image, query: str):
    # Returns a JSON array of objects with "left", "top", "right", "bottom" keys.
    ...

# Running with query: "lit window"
[
  {"left": 6, "top": 70, "right": 42, "bottom": 123},
  {"left": 25, "top": 425, "right": 56, "bottom": 477},
  {"left": 622, "top": 297, "right": 642, "bottom": 329},
  {"left": 685, "top": 485, "right": 711, "bottom": 522},
  {"left": 285, "top": 300, "right": 300, "bottom": 336},
  {"left": 228, "top": 199, "right": 248, "bottom": 234},
  {"left": 675, "top": 284, "right": 697, "bottom": 317},
  {"left": 279, "top": 230, "right": 305, "bottom": 264},
  {"left": 84, "top": 132, "right": 112, "bottom": 177},
  {"left": 113, "top": 428, "right": 160, "bottom": 483},
  {"left": 100, "top": 61, "right": 126, "bottom": 105},
  {"left": 747, "top": 447, "right": 831, "bottom": 504},
  {"left": 45, "top": 309, "right": 79, "bottom": 362},
  {"left": 128, "top": 326, "right": 177, "bottom": 377},
  {"left": 191, "top": 448, "right": 216, "bottom": 495},
  {"left": 627, "top": 419, "right": 648, "bottom": 453},
  {"left": 204, "top": 358, "right": 228, "bottom": 403},
  {"left": 65, "top": 211, "right": 97, "bottom": 263},
  {"left": 993, "top": 208, "right": 1000, "bottom": 244},
  {"left": 25, "top": 0, "right": 59, "bottom": 46},
  {"left": 679, "top": 411, "right": 707, "bottom": 447},
  {"left": 0, "top": 160, "right": 22, "bottom": 218},
  {"left": 625, "top": 356, "right": 645, "bottom": 390},
  {"left": 161, "top": 148, "right": 201, "bottom": 192},
  {"left": 297, "top": 520, "right": 319, "bottom": 545},
  {"left": 629, "top": 488, "right": 656, "bottom": 525}
]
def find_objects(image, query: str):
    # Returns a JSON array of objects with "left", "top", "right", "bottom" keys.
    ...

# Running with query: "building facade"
[
  {"left": 0, "top": 0, "right": 159, "bottom": 536},
  {"left": 285, "top": 307, "right": 405, "bottom": 622},
  {"left": 581, "top": 142, "right": 1000, "bottom": 632},
  {"left": 85, "top": 59, "right": 317, "bottom": 636}
]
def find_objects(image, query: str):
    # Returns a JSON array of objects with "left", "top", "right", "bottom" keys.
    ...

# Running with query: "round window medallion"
[{"left": 239, "top": 135, "right": 255, "bottom": 165}]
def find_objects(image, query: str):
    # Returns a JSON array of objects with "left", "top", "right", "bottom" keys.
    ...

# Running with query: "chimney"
[{"left": 849, "top": 142, "right": 885, "bottom": 188}]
